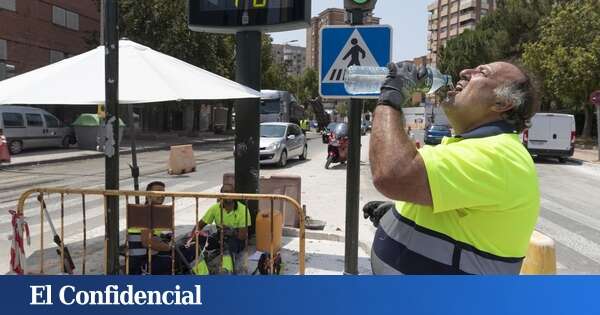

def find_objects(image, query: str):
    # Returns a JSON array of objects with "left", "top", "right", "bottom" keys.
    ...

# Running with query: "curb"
[
  {"left": 1, "top": 133, "right": 322, "bottom": 169},
  {"left": 282, "top": 227, "right": 372, "bottom": 255},
  {"left": 2, "top": 137, "right": 235, "bottom": 169}
]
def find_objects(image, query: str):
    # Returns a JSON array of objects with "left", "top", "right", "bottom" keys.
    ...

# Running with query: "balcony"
[
  {"left": 427, "top": 2, "right": 438, "bottom": 11},
  {"left": 459, "top": 23, "right": 475, "bottom": 33},
  {"left": 459, "top": 11, "right": 476, "bottom": 23},
  {"left": 459, "top": 0, "right": 476, "bottom": 9}
]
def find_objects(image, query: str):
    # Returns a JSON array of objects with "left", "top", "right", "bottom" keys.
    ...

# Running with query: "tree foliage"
[
  {"left": 118, "top": 0, "right": 236, "bottom": 78},
  {"left": 523, "top": 0, "right": 600, "bottom": 137},
  {"left": 438, "top": 0, "right": 562, "bottom": 79}
]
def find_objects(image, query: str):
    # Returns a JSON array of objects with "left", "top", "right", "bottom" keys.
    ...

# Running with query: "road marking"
[
  {"left": 541, "top": 197, "right": 600, "bottom": 231},
  {"left": 536, "top": 216, "right": 600, "bottom": 265},
  {"left": 1, "top": 180, "right": 210, "bottom": 238}
]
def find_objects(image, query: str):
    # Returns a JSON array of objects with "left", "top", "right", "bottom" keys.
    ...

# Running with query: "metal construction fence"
[{"left": 15, "top": 188, "right": 306, "bottom": 275}]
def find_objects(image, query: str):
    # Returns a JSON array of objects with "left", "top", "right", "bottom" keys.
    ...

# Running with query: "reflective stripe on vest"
[{"left": 372, "top": 208, "right": 523, "bottom": 275}]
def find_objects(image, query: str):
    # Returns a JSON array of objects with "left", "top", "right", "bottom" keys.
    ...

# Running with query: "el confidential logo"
[{"left": 30, "top": 284, "right": 203, "bottom": 306}]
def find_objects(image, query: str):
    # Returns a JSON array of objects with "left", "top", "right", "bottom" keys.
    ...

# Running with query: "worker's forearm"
[{"left": 369, "top": 106, "right": 418, "bottom": 193}]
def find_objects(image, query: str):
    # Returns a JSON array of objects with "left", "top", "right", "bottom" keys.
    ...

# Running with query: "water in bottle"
[{"left": 344, "top": 65, "right": 454, "bottom": 97}]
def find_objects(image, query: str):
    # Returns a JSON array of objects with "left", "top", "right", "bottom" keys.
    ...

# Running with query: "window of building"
[
  {"left": 50, "top": 50, "right": 65, "bottom": 63},
  {"left": 0, "top": 39, "right": 7, "bottom": 60},
  {"left": 2, "top": 113, "right": 24, "bottom": 128},
  {"left": 0, "top": 0, "right": 16, "bottom": 11},
  {"left": 52, "top": 6, "right": 79, "bottom": 30},
  {"left": 26, "top": 114, "right": 44, "bottom": 127},
  {"left": 66, "top": 11, "right": 79, "bottom": 30},
  {"left": 441, "top": 5, "right": 448, "bottom": 13},
  {"left": 440, "top": 26, "right": 448, "bottom": 33}
]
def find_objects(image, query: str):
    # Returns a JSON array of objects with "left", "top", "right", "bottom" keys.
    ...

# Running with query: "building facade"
[
  {"left": 306, "top": 8, "right": 380, "bottom": 70},
  {"left": 427, "top": 0, "right": 496, "bottom": 65},
  {"left": 0, "top": 0, "right": 99, "bottom": 76},
  {"left": 272, "top": 43, "right": 306, "bottom": 76}
]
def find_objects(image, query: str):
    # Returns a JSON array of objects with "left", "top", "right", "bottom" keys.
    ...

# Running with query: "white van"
[
  {"left": 523, "top": 113, "right": 575, "bottom": 162},
  {"left": 0, "top": 106, "right": 74, "bottom": 154}
]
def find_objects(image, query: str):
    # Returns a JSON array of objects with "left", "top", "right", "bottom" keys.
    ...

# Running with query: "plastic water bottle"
[{"left": 344, "top": 65, "right": 454, "bottom": 97}]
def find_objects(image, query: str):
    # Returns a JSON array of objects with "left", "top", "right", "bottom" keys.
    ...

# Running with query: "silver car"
[
  {"left": 260, "top": 122, "right": 307, "bottom": 167},
  {"left": 0, "top": 105, "right": 74, "bottom": 154}
]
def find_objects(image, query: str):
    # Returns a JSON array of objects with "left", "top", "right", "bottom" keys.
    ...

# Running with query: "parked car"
[
  {"left": 322, "top": 122, "right": 339, "bottom": 143},
  {"left": 522, "top": 113, "right": 575, "bottom": 163},
  {"left": 259, "top": 122, "right": 307, "bottom": 167},
  {"left": 424, "top": 125, "right": 452, "bottom": 145},
  {"left": 0, "top": 105, "right": 75, "bottom": 154}
]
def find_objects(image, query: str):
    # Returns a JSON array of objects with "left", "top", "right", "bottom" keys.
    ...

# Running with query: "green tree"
[
  {"left": 295, "top": 68, "right": 319, "bottom": 104},
  {"left": 118, "top": 0, "right": 235, "bottom": 77},
  {"left": 523, "top": 0, "right": 600, "bottom": 138},
  {"left": 438, "top": 0, "right": 563, "bottom": 79}
]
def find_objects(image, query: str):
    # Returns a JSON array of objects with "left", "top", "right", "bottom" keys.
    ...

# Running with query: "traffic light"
[{"left": 344, "top": 0, "right": 377, "bottom": 11}]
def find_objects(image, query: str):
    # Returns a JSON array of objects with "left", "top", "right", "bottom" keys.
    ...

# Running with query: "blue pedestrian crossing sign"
[{"left": 319, "top": 25, "right": 392, "bottom": 99}]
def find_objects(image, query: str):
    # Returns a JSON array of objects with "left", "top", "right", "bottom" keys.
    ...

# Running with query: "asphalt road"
[{"left": 1, "top": 132, "right": 600, "bottom": 274}]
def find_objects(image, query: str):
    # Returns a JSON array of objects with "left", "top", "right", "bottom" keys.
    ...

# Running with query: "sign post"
[
  {"left": 321, "top": 0, "right": 389, "bottom": 274},
  {"left": 590, "top": 90, "right": 600, "bottom": 161}
]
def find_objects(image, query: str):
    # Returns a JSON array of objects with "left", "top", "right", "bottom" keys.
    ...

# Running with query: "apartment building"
[
  {"left": 427, "top": 0, "right": 496, "bottom": 64},
  {"left": 0, "top": 0, "right": 99, "bottom": 76},
  {"left": 306, "top": 8, "right": 380, "bottom": 70},
  {"left": 272, "top": 44, "right": 307, "bottom": 76}
]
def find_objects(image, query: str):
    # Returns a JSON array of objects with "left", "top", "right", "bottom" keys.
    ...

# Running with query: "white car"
[
  {"left": 260, "top": 122, "right": 307, "bottom": 167},
  {"left": 522, "top": 113, "right": 576, "bottom": 163}
]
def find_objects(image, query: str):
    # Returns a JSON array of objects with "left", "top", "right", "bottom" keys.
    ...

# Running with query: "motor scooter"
[{"left": 325, "top": 132, "right": 348, "bottom": 169}]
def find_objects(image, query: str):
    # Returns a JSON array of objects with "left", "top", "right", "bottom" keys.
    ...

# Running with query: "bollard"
[
  {"left": 520, "top": 230, "right": 557, "bottom": 275},
  {"left": 168, "top": 144, "right": 196, "bottom": 175}
]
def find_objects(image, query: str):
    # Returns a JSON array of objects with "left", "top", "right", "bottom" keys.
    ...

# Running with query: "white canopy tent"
[
  {"left": 0, "top": 39, "right": 260, "bottom": 104},
  {"left": 0, "top": 39, "right": 260, "bottom": 196}
]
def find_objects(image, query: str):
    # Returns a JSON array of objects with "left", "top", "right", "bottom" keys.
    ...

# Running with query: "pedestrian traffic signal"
[{"left": 344, "top": 0, "right": 377, "bottom": 11}]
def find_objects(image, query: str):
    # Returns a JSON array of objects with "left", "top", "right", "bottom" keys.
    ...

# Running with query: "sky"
[{"left": 269, "top": 0, "right": 432, "bottom": 62}]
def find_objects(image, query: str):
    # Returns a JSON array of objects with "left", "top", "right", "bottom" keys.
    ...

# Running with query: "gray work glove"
[
  {"left": 378, "top": 62, "right": 428, "bottom": 110},
  {"left": 362, "top": 201, "right": 395, "bottom": 227}
]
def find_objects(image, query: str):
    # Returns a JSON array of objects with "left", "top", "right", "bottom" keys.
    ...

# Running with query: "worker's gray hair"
[
  {"left": 494, "top": 62, "right": 540, "bottom": 132},
  {"left": 494, "top": 83, "right": 526, "bottom": 110}
]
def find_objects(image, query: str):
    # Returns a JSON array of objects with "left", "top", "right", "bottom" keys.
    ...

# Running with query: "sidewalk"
[
  {"left": 573, "top": 148, "right": 599, "bottom": 164},
  {"left": 1, "top": 131, "right": 235, "bottom": 168}
]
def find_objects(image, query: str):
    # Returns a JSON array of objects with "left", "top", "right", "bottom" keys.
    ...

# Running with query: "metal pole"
[
  {"left": 99, "top": 0, "right": 104, "bottom": 43},
  {"left": 344, "top": 9, "right": 364, "bottom": 275},
  {"left": 235, "top": 31, "right": 261, "bottom": 234},
  {"left": 104, "top": 0, "right": 120, "bottom": 274},
  {"left": 127, "top": 104, "right": 140, "bottom": 204}
]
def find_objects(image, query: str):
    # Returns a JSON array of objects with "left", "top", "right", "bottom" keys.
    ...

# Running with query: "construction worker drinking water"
[{"left": 366, "top": 61, "right": 541, "bottom": 274}]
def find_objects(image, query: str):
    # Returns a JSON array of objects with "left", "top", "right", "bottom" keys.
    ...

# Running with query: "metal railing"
[{"left": 16, "top": 188, "right": 306, "bottom": 275}]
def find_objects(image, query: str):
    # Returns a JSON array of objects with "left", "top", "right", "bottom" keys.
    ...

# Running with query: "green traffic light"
[{"left": 352, "top": 0, "right": 370, "bottom": 4}]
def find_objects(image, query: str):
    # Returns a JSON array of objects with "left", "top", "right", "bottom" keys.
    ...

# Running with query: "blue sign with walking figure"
[{"left": 319, "top": 25, "right": 392, "bottom": 99}]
